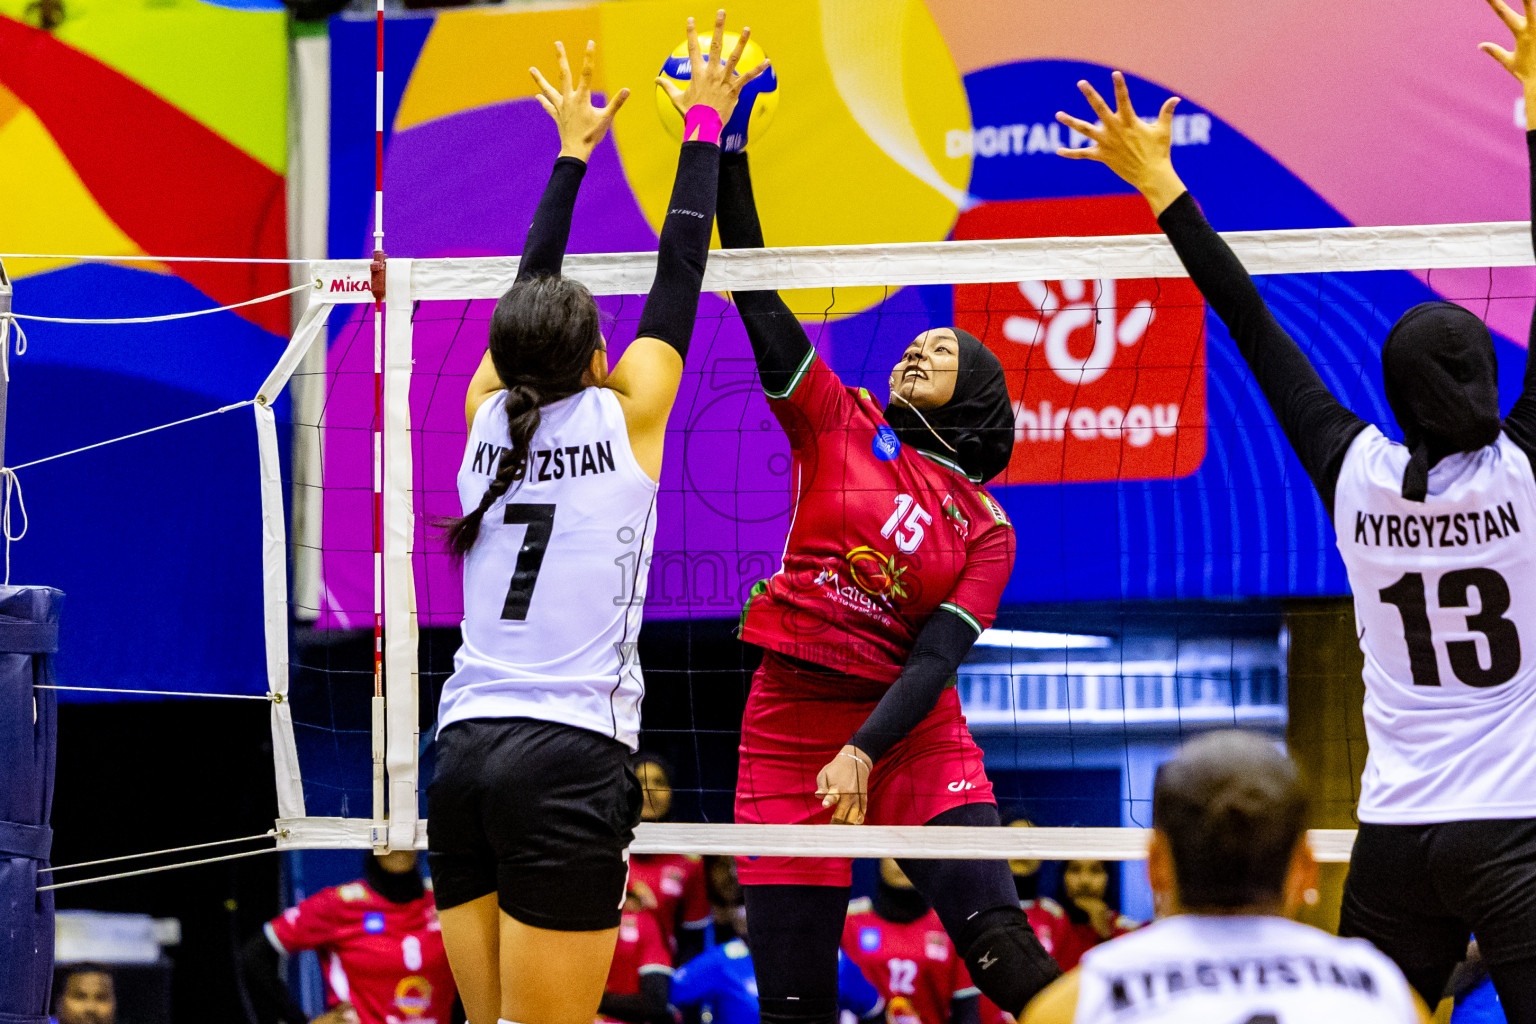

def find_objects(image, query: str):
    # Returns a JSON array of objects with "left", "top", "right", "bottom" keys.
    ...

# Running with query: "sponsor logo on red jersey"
[
  {"left": 923, "top": 932, "right": 950, "bottom": 962},
  {"left": 952, "top": 195, "right": 1206, "bottom": 484},
  {"left": 846, "top": 546, "right": 912, "bottom": 602},
  {"left": 393, "top": 976, "right": 433, "bottom": 1017}
]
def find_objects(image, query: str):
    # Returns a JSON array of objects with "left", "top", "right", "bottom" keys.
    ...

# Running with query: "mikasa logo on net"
[{"left": 327, "top": 276, "right": 372, "bottom": 293}]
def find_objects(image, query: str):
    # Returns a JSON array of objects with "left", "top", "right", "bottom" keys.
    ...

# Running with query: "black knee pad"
[
  {"left": 955, "top": 905, "right": 1062, "bottom": 1016},
  {"left": 758, "top": 996, "right": 840, "bottom": 1024}
]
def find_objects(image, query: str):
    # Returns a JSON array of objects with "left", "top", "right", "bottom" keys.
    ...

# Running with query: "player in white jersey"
[
  {"left": 1021, "top": 731, "right": 1429, "bottom": 1024},
  {"left": 1062, "top": 10, "right": 1536, "bottom": 1019},
  {"left": 425, "top": 22, "right": 769, "bottom": 1024},
  {"left": 1054, "top": 10, "right": 1536, "bottom": 1015}
]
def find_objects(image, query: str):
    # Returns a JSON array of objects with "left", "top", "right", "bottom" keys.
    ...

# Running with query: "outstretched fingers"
[
  {"left": 685, "top": 16, "right": 702, "bottom": 75},
  {"left": 1077, "top": 79, "right": 1116, "bottom": 125},
  {"left": 599, "top": 87, "right": 631, "bottom": 127},
  {"left": 724, "top": 25, "right": 750, "bottom": 77},
  {"left": 529, "top": 66, "right": 561, "bottom": 107},
  {"left": 734, "top": 56, "right": 771, "bottom": 91},
  {"left": 1055, "top": 110, "right": 1101, "bottom": 140},
  {"left": 579, "top": 39, "right": 595, "bottom": 97},
  {"left": 655, "top": 76, "right": 686, "bottom": 114},
  {"left": 708, "top": 9, "right": 726, "bottom": 67},
  {"left": 1481, "top": 41, "right": 1516, "bottom": 70},
  {"left": 1111, "top": 70, "right": 1137, "bottom": 121},
  {"left": 1157, "top": 95, "right": 1181, "bottom": 127},
  {"left": 1487, "top": 0, "right": 1524, "bottom": 32},
  {"left": 555, "top": 40, "right": 573, "bottom": 95}
]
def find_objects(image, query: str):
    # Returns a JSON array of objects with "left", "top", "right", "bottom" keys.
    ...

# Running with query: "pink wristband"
[{"left": 684, "top": 105, "right": 723, "bottom": 145}]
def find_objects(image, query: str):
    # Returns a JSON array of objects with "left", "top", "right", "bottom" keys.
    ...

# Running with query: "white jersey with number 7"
[
  {"left": 439, "top": 386, "right": 659, "bottom": 751},
  {"left": 1334, "top": 426, "right": 1536, "bottom": 823}
]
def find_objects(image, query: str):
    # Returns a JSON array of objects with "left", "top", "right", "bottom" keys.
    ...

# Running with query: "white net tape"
[{"left": 266, "top": 219, "right": 1535, "bottom": 862}]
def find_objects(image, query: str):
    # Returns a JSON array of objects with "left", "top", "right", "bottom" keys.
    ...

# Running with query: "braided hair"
[{"left": 441, "top": 275, "right": 604, "bottom": 559}]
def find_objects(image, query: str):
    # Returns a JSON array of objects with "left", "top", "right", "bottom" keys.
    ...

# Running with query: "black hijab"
[
  {"left": 364, "top": 852, "right": 425, "bottom": 904},
  {"left": 1381, "top": 302, "right": 1502, "bottom": 501},
  {"left": 883, "top": 328, "right": 1015, "bottom": 484}
]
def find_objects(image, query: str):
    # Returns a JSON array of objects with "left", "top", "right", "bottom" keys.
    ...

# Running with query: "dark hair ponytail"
[{"left": 440, "top": 275, "right": 603, "bottom": 559}]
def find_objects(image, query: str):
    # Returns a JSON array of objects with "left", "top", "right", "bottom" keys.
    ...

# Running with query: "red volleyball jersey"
[
  {"left": 628, "top": 853, "right": 711, "bottom": 955},
  {"left": 265, "top": 880, "right": 455, "bottom": 1024},
  {"left": 739, "top": 355, "right": 1016, "bottom": 682},
  {"left": 841, "top": 899, "right": 978, "bottom": 1024},
  {"left": 598, "top": 909, "right": 674, "bottom": 1024},
  {"left": 1024, "top": 897, "right": 1138, "bottom": 972}
]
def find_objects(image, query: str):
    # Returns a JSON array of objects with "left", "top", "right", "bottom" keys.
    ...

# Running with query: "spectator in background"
[
  {"left": 53, "top": 963, "right": 115, "bottom": 1024},
  {"left": 703, "top": 855, "right": 746, "bottom": 946},
  {"left": 842, "top": 860, "right": 980, "bottom": 1024},
  {"left": 597, "top": 891, "right": 675, "bottom": 1024},
  {"left": 238, "top": 851, "right": 456, "bottom": 1024},
  {"left": 628, "top": 754, "right": 711, "bottom": 962},
  {"left": 1026, "top": 860, "right": 1139, "bottom": 972}
]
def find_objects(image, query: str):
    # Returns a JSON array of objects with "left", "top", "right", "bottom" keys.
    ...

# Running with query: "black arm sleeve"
[
  {"left": 1500, "top": 132, "right": 1536, "bottom": 460},
  {"left": 237, "top": 933, "right": 308, "bottom": 1024},
  {"left": 598, "top": 974, "right": 672, "bottom": 1024},
  {"left": 716, "top": 152, "right": 815, "bottom": 395},
  {"left": 634, "top": 141, "right": 720, "bottom": 359},
  {"left": 1156, "top": 193, "right": 1368, "bottom": 514},
  {"left": 515, "top": 156, "right": 587, "bottom": 282},
  {"left": 848, "top": 609, "right": 979, "bottom": 763}
]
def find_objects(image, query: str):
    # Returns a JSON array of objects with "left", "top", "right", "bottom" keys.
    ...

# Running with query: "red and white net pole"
[{"left": 369, "top": 0, "right": 387, "bottom": 841}]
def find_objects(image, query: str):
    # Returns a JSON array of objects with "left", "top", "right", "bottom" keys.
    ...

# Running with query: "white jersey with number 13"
[{"left": 1335, "top": 427, "right": 1536, "bottom": 823}]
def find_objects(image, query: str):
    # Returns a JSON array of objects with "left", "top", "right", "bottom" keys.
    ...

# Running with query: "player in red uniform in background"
[
  {"left": 627, "top": 755, "right": 712, "bottom": 962},
  {"left": 710, "top": 152, "right": 1060, "bottom": 1024},
  {"left": 842, "top": 861, "right": 980, "bottom": 1024},
  {"left": 239, "top": 851, "right": 456, "bottom": 1024},
  {"left": 1025, "top": 860, "right": 1139, "bottom": 973},
  {"left": 597, "top": 892, "right": 674, "bottom": 1024}
]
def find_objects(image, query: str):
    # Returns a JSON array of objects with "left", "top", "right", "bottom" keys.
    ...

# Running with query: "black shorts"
[
  {"left": 427, "top": 717, "right": 641, "bottom": 931},
  {"left": 1339, "top": 818, "right": 1536, "bottom": 972}
]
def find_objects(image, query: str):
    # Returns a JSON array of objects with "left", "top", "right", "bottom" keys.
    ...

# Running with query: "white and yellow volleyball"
[{"left": 654, "top": 32, "right": 778, "bottom": 152}]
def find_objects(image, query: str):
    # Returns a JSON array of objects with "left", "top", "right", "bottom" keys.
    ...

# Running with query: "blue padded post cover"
[{"left": 0, "top": 586, "right": 62, "bottom": 1024}]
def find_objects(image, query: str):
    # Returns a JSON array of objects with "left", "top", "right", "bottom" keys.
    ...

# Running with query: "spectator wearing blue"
[{"left": 671, "top": 935, "right": 883, "bottom": 1024}]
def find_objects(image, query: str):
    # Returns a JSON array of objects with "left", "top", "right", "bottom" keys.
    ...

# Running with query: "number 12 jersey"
[{"left": 1335, "top": 427, "right": 1536, "bottom": 823}]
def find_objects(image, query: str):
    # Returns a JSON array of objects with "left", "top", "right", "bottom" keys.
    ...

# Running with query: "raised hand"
[
  {"left": 655, "top": 10, "right": 771, "bottom": 126},
  {"left": 530, "top": 40, "right": 630, "bottom": 162},
  {"left": 1055, "top": 71, "right": 1187, "bottom": 216},
  {"left": 1482, "top": 0, "right": 1536, "bottom": 91}
]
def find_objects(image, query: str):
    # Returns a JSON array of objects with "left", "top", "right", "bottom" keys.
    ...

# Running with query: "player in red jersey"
[
  {"left": 240, "top": 851, "right": 456, "bottom": 1024},
  {"left": 628, "top": 755, "right": 712, "bottom": 962},
  {"left": 1026, "top": 860, "right": 1139, "bottom": 972},
  {"left": 713, "top": 153, "right": 1060, "bottom": 1024},
  {"left": 842, "top": 861, "right": 980, "bottom": 1024},
  {"left": 597, "top": 892, "right": 674, "bottom": 1024}
]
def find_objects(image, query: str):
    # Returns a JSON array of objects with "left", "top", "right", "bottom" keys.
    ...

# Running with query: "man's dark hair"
[{"left": 1152, "top": 730, "right": 1309, "bottom": 909}]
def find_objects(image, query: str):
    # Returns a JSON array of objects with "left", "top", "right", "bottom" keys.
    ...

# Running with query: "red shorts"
[{"left": 735, "top": 651, "right": 994, "bottom": 886}]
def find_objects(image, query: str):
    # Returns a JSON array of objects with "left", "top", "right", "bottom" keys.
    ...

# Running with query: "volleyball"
[{"left": 654, "top": 31, "right": 778, "bottom": 152}]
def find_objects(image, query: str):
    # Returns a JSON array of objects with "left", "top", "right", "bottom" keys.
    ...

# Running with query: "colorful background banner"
[
  {"left": 9, "top": 0, "right": 1536, "bottom": 689},
  {"left": 322, "top": 0, "right": 1536, "bottom": 626}
]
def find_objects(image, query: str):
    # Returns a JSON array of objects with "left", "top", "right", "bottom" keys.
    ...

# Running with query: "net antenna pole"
[
  {"left": 368, "top": 0, "right": 387, "bottom": 850},
  {"left": 0, "top": 258, "right": 10, "bottom": 469}
]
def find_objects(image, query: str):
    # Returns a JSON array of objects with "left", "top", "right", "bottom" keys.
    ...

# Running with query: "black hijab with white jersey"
[
  {"left": 883, "top": 328, "right": 1015, "bottom": 484},
  {"left": 1381, "top": 302, "right": 1503, "bottom": 502}
]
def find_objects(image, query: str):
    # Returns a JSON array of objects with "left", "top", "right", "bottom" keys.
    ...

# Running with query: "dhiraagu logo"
[{"left": 873, "top": 425, "right": 901, "bottom": 461}]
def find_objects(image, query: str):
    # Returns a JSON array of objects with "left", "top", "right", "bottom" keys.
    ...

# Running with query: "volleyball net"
[
  {"left": 259, "top": 217, "right": 1536, "bottom": 875},
  {"left": 10, "top": 218, "right": 1534, "bottom": 890}
]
